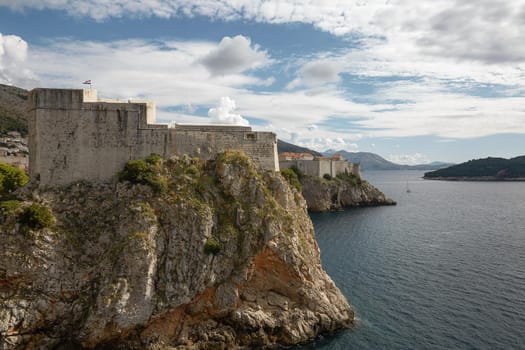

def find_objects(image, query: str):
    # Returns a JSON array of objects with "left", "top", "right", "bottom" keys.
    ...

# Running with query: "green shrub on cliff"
[
  {"left": 204, "top": 237, "right": 222, "bottom": 255},
  {"left": 119, "top": 154, "right": 167, "bottom": 193},
  {"left": 281, "top": 168, "right": 302, "bottom": 191},
  {"left": 19, "top": 203, "right": 54, "bottom": 229},
  {"left": 0, "top": 163, "right": 28, "bottom": 196},
  {"left": 0, "top": 199, "right": 21, "bottom": 212},
  {"left": 336, "top": 172, "right": 362, "bottom": 185},
  {"left": 145, "top": 153, "right": 162, "bottom": 166}
]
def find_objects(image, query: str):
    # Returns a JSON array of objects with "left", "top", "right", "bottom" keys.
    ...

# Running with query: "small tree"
[
  {"left": 204, "top": 237, "right": 222, "bottom": 255},
  {"left": 281, "top": 168, "right": 302, "bottom": 191},
  {"left": 19, "top": 203, "right": 54, "bottom": 229},
  {"left": 289, "top": 165, "right": 304, "bottom": 180},
  {"left": 118, "top": 154, "right": 167, "bottom": 193},
  {"left": 0, "top": 163, "right": 28, "bottom": 196}
]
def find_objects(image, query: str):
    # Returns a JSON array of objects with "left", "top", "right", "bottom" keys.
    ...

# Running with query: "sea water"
[{"left": 300, "top": 170, "right": 525, "bottom": 350}]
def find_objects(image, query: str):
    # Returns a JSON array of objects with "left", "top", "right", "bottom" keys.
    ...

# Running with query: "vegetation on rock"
[
  {"left": 299, "top": 172, "right": 395, "bottom": 211},
  {"left": 280, "top": 168, "right": 302, "bottom": 191},
  {"left": 118, "top": 153, "right": 167, "bottom": 192},
  {"left": 0, "top": 162, "right": 28, "bottom": 196},
  {"left": 0, "top": 199, "right": 20, "bottom": 210},
  {"left": 424, "top": 156, "right": 525, "bottom": 179},
  {"left": 19, "top": 203, "right": 54, "bottom": 229},
  {"left": 204, "top": 237, "right": 223, "bottom": 255},
  {"left": 336, "top": 172, "right": 362, "bottom": 185}
]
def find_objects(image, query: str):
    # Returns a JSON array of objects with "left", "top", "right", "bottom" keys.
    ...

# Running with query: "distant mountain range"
[
  {"left": 323, "top": 150, "right": 453, "bottom": 171},
  {"left": 424, "top": 156, "right": 525, "bottom": 179}
]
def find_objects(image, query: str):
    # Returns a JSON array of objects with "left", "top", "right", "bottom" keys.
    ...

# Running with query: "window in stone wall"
[{"left": 244, "top": 133, "right": 257, "bottom": 141}]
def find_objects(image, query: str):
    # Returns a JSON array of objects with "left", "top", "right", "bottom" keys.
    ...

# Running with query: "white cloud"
[
  {"left": 0, "top": 33, "right": 36, "bottom": 86},
  {"left": 351, "top": 80, "right": 525, "bottom": 139},
  {"left": 24, "top": 37, "right": 271, "bottom": 111},
  {"left": 298, "top": 138, "right": 358, "bottom": 153},
  {"left": 288, "top": 59, "right": 343, "bottom": 89},
  {"left": 302, "top": 60, "right": 342, "bottom": 84},
  {"left": 3, "top": 1, "right": 524, "bottom": 66},
  {"left": 307, "top": 124, "right": 318, "bottom": 131},
  {"left": 208, "top": 96, "right": 249, "bottom": 126},
  {"left": 3, "top": 1, "right": 525, "bottom": 87},
  {"left": 415, "top": 1, "right": 525, "bottom": 64},
  {"left": 200, "top": 35, "right": 270, "bottom": 75},
  {"left": 388, "top": 153, "right": 429, "bottom": 165}
]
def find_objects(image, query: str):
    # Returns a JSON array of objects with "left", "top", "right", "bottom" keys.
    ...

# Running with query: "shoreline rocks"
[{"left": 300, "top": 176, "right": 396, "bottom": 212}]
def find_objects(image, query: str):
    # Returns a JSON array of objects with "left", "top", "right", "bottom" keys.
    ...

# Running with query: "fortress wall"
[
  {"left": 174, "top": 124, "right": 252, "bottom": 132},
  {"left": 279, "top": 159, "right": 360, "bottom": 179},
  {"left": 29, "top": 89, "right": 278, "bottom": 186},
  {"left": 332, "top": 161, "right": 348, "bottom": 176},
  {"left": 330, "top": 161, "right": 337, "bottom": 177},
  {"left": 352, "top": 163, "right": 362, "bottom": 178},
  {"left": 170, "top": 127, "right": 278, "bottom": 171},
  {"left": 279, "top": 160, "right": 294, "bottom": 171},
  {"left": 280, "top": 160, "right": 320, "bottom": 177},
  {"left": 29, "top": 89, "right": 168, "bottom": 186},
  {"left": 318, "top": 160, "right": 331, "bottom": 177}
]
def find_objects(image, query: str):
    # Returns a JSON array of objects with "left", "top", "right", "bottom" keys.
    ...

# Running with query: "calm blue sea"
[{"left": 301, "top": 170, "right": 525, "bottom": 350}]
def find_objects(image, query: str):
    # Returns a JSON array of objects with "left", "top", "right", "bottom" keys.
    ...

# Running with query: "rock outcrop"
[
  {"left": 301, "top": 175, "right": 396, "bottom": 212},
  {"left": 0, "top": 151, "right": 353, "bottom": 349}
]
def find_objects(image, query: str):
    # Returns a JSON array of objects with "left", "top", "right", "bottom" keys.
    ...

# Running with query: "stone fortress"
[
  {"left": 279, "top": 152, "right": 361, "bottom": 179},
  {"left": 29, "top": 88, "right": 279, "bottom": 186}
]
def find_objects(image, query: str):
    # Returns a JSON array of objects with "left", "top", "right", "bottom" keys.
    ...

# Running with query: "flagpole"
[{"left": 82, "top": 80, "right": 92, "bottom": 89}]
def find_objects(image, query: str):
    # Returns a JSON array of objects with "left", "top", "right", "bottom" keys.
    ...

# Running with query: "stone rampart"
[
  {"left": 170, "top": 125, "right": 278, "bottom": 172},
  {"left": 280, "top": 158, "right": 359, "bottom": 178},
  {"left": 29, "top": 88, "right": 278, "bottom": 186}
]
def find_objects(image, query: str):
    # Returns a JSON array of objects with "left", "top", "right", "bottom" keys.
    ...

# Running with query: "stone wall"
[
  {"left": 281, "top": 159, "right": 319, "bottom": 177},
  {"left": 280, "top": 158, "right": 359, "bottom": 178},
  {"left": 28, "top": 88, "right": 278, "bottom": 186},
  {"left": 169, "top": 124, "right": 279, "bottom": 172}
]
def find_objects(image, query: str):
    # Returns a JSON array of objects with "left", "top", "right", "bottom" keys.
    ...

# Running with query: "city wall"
[
  {"left": 280, "top": 159, "right": 361, "bottom": 178},
  {"left": 28, "top": 89, "right": 278, "bottom": 186},
  {"left": 170, "top": 125, "right": 279, "bottom": 172}
]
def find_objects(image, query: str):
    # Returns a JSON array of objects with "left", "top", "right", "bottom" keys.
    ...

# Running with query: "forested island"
[{"left": 424, "top": 156, "right": 525, "bottom": 180}]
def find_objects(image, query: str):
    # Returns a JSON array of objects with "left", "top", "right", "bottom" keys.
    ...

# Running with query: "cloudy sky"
[{"left": 1, "top": 1, "right": 524, "bottom": 164}]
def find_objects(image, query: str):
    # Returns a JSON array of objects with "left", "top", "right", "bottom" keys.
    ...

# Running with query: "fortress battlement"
[{"left": 29, "top": 88, "right": 278, "bottom": 186}]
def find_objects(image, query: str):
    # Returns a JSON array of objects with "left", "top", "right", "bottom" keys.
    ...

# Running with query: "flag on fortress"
[{"left": 82, "top": 80, "right": 91, "bottom": 85}]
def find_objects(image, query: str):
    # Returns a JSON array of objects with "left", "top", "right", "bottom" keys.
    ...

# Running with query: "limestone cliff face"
[
  {"left": 301, "top": 176, "right": 396, "bottom": 212},
  {"left": 0, "top": 152, "right": 353, "bottom": 349}
]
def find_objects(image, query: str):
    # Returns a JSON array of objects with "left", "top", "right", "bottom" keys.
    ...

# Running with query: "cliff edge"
[
  {"left": 300, "top": 174, "right": 396, "bottom": 212},
  {"left": 0, "top": 151, "right": 353, "bottom": 349}
]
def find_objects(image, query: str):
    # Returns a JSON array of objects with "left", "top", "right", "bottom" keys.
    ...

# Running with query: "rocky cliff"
[
  {"left": 0, "top": 151, "right": 353, "bottom": 349},
  {"left": 300, "top": 175, "right": 396, "bottom": 212}
]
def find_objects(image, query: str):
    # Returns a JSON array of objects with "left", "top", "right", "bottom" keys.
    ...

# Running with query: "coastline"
[{"left": 423, "top": 176, "right": 525, "bottom": 181}]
